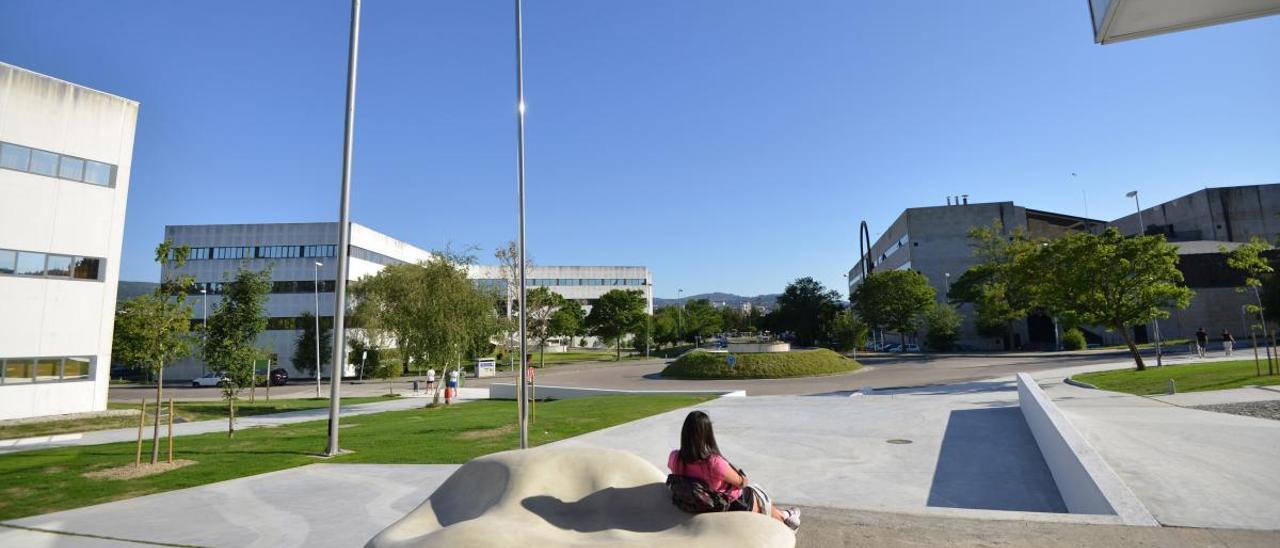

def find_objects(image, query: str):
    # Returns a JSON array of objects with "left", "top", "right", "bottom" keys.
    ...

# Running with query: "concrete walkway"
[
  {"left": 1148, "top": 385, "right": 1280, "bottom": 406},
  {"left": 0, "top": 388, "right": 488, "bottom": 454}
]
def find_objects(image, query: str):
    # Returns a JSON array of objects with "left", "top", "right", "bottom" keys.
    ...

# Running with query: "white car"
[{"left": 191, "top": 372, "right": 229, "bottom": 387}]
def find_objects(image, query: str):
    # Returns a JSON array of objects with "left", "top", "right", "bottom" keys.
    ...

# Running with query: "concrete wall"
[
  {"left": 0, "top": 63, "right": 138, "bottom": 419},
  {"left": 1016, "top": 374, "right": 1157, "bottom": 525},
  {"left": 1113, "top": 184, "right": 1280, "bottom": 243}
]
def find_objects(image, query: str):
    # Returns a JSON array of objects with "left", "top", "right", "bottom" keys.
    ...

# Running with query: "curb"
[
  {"left": 1063, "top": 377, "right": 1097, "bottom": 389},
  {"left": 1016, "top": 373, "right": 1158, "bottom": 526},
  {"left": 488, "top": 384, "right": 745, "bottom": 400}
]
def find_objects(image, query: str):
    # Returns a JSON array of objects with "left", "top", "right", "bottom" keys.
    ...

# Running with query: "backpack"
[{"left": 666, "top": 473, "right": 731, "bottom": 513}]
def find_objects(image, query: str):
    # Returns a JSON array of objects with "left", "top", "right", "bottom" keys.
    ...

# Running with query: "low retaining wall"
[
  {"left": 726, "top": 341, "right": 790, "bottom": 353},
  {"left": 489, "top": 384, "right": 745, "bottom": 400},
  {"left": 1016, "top": 373, "right": 1157, "bottom": 526}
]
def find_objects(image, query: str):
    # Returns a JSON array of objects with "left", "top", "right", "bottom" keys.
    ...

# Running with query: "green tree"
[
  {"left": 772, "top": 277, "right": 843, "bottom": 347},
  {"left": 525, "top": 286, "right": 565, "bottom": 367},
  {"left": 632, "top": 313, "right": 653, "bottom": 356},
  {"left": 719, "top": 307, "right": 750, "bottom": 333},
  {"left": 111, "top": 241, "right": 196, "bottom": 464},
  {"left": 202, "top": 267, "right": 272, "bottom": 437},
  {"left": 550, "top": 299, "right": 586, "bottom": 349},
  {"left": 291, "top": 311, "right": 331, "bottom": 377},
  {"left": 922, "top": 302, "right": 963, "bottom": 351},
  {"left": 651, "top": 306, "right": 681, "bottom": 348},
  {"left": 1225, "top": 237, "right": 1276, "bottom": 374},
  {"left": 1034, "top": 229, "right": 1192, "bottom": 370},
  {"left": 829, "top": 308, "right": 869, "bottom": 353},
  {"left": 851, "top": 270, "right": 936, "bottom": 346},
  {"left": 948, "top": 222, "right": 1039, "bottom": 348},
  {"left": 682, "top": 299, "right": 723, "bottom": 344},
  {"left": 586, "top": 289, "right": 647, "bottom": 361}
]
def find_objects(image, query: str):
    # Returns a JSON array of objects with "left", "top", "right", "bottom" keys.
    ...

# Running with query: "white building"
[
  {"left": 161, "top": 222, "right": 433, "bottom": 380},
  {"left": 0, "top": 63, "right": 139, "bottom": 420}
]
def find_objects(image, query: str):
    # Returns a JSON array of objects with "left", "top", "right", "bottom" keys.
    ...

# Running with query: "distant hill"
[
  {"left": 654, "top": 292, "right": 779, "bottom": 310},
  {"left": 117, "top": 281, "right": 159, "bottom": 302}
]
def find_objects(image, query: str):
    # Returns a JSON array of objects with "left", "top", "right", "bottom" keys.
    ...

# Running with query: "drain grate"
[{"left": 885, "top": 439, "right": 913, "bottom": 445}]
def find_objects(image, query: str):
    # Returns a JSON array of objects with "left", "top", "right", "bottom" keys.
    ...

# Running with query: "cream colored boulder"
[{"left": 367, "top": 447, "right": 794, "bottom": 548}]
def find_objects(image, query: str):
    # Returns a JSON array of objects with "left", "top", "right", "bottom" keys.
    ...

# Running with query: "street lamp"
[
  {"left": 514, "top": 0, "right": 531, "bottom": 450},
  {"left": 943, "top": 272, "right": 950, "bottom": 295},
  {"left": 677, "top": 288, "right": 684, "bottom": 344},
  {"left": 200, "top": 287, "right": 208, "bottom": 376},
  {"left": 314, "top": 261, "right": 323, "bottom": 398},
  {"left": 1126, "top": 190, "right": 1163, "bottom": 366}
]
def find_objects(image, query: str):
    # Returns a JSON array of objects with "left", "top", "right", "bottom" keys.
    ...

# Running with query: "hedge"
[{"left": 660, "top": 348, "right": 861, "bottom": 380}]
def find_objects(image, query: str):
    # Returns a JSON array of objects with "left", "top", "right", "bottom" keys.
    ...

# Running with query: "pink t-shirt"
[{"left": 668, "top": 450, "right": 742, "bottom": 501}]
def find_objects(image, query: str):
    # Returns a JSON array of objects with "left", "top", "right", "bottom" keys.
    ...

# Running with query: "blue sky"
[{"left": 3, "top": 1, "right": 1278, "bottom": 298}]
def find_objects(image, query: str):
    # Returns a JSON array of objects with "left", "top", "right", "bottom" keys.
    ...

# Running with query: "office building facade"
[{"left": 0, "top": 63, "right": 139, "bottom": 419}]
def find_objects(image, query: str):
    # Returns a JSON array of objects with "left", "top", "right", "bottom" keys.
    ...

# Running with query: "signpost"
[
  {"left": 727, "top": 354, "right": 737, "bottom": 368},
  {"left": 476, "top": 358, "right": 497, "bottom": 378}
]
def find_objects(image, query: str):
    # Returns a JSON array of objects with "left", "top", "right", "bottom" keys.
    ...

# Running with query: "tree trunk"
[
  {"left": 1119, "top": 326, "right": 1146, "bottom": 371},
  {"left": 151, "top": 364, "right": 164, "bottom": 464},
  {"left": 229, "top": 397, "right": 236, "bottom": 438},
  {"left": 539, "top": 342, "right": 545, "bottom": 369},
  {"left": 616, "top": 336, "right": 622, "bottom": 361}
]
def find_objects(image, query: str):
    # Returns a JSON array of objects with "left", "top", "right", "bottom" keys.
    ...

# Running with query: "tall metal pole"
[
  {"left": 515, "top": 0, "right": 530, "bottom": 450},
  {"left": 201, "top": 288, "right": 207, "bottom": 376},
  {"left": 326, "top": 0, "right": 360, "bottom": 457},
  {"left": 314, "top": 261, "right": 323, "bottom": 398},
  {"left": 1128, "top": 191, "right": 1162, "bottom": 366}
]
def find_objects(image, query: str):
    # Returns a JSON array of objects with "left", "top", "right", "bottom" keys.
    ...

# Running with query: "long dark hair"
[{"left": 678, "top": 411, "right": 721, "bottom": 464}]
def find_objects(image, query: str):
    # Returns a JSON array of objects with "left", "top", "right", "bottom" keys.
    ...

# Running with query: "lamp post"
[
  {"left": 514, "top": 0, "right": 530, "bottom": 450},
  {"left": 943, "top": 272, "right": 950, "bottom": 295},
  {"left": 1126, "top": 190, "right": 1163, "bottom": 367},
  {"left": 325, "top": 0, "right": 360, "bottom": 458},
  {"left": 200, "top": 287, "right": 208, "bottom": 376},
  {"left": 677, "top": 288, "right": 684, "bottom": 344},
  {"left": 314, "top": 261, "right": 323, "bottom": 398}
]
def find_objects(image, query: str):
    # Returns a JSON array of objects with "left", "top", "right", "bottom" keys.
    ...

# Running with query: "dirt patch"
[
  {"left": 457, "top": 424, "right": 515, "bottom": 440},
  {"left": 3, "top": 486, "right": 34, "bottom": 499},
  {"left": 84, "top": 459, "right": 197, "bottom": 481},
  {"left": 41, "top": 466, "right": 67, "bottom": 474}
]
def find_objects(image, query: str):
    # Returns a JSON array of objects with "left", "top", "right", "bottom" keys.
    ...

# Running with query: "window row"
[
  {"left": 189, "top": 279, "right": 338, "bottom": 296},
  {"left": 349, "top": 245, "right": 407, "bottom": 267},
  {"left": 176, "top": 244, "right": 339, "bottom": 261},
  {"left": 479, "top": 278, "right": 647, "bottom": 287},
  {"left": 1, "top": 356, "right": 93, "bottom": 385},
  {"left": 0, "top": 141, "right": 116, "bottom": 187},
  {"left": 0, "top": 248, "right": 102, "bottom": 280}
]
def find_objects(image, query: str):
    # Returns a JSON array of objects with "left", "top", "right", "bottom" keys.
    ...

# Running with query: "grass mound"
[
  {"left": 661, "top": 348, "right": 860, "bottom": 379},
  {"left": 1073, "top": 359, "right": 1280, "bottom": 395}
]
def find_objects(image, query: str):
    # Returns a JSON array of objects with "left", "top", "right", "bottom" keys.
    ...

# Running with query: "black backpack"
[{"left": 666, "top": 473, "right": 731, "bottom": 513}]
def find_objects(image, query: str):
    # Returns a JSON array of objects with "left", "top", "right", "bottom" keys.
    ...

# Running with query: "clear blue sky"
[{"left": 3, "top": 1, "right": 1278, "bottom": 298}]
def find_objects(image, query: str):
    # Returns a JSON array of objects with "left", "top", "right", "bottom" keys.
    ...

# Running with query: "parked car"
[
  {"left": 191, "top": 372, "right": 229, "bottom": 387},
  {"left": 881, "top": 343, "right": 901, "bottom": 352},
  {"left": 902, "top": 344, "right": 921, "bottom": 352},
  {"left": 268, "top": 367, "right": 288, "bottom": 386}
]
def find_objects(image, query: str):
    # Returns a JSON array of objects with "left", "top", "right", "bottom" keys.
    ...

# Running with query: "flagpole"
[{"left": 515, "top": 0, "right": 530, "bottom": 450}]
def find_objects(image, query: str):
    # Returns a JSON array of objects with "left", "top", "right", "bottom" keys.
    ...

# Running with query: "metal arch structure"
[{"left": 857, "top": 220, "right": 874, "bottom": 281}]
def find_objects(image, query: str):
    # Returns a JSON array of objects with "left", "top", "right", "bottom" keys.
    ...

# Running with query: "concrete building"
[
  {"left": 0, "top": 63, "right": 139, "bottom": 420},
  {"left": 848, "top": 201, "right": 1102, "bottom": 350},
  {"left": 161, "top": 222, "right": 433, "bottom": 380},
  {"left": 468, "top": 265, "right": 652, "bottom": 316},
  {"left": 1113, "top": 184, "right": 1280, "bottom": 244}
]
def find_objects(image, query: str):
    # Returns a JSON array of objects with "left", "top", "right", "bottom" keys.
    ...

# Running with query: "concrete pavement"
[{"left": 0, "top": 388, "right": 488, "bottom": 454}]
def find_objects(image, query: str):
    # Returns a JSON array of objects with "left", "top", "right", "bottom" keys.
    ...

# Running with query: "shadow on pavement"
[
  {"left": 926, "top": 408, "right": 1066, "bottom": 513},
  {"left": 521, "top": 484, "right": 693, "bottom": 533}
]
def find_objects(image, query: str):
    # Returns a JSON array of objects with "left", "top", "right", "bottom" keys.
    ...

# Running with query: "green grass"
[
  {"left": 0, "top": 394, "right": 711, "bottom": 521},
  {"left": 1073, "top": 359, "right": 1280, "bottom": 395},
  {"left": 0, "top": 396, "right": 398, "bottom": 440},
  {"left": 1089, "top": 338, "right": 1193, "bottom": 351},
  {"left": 661, "top": 348, "right": 861, "bottom": 379},
  {"left": 529, "top": 350, "right": 643, "bottom": 366}
]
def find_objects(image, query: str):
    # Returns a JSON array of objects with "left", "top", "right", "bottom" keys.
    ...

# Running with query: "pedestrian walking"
[
  {"left": 445, "top": 368, "right": 459, "bottom": 405},
  {"left": 1195, "top": 327, "right": 1209, "bottom": 358},
  {"left": 425, "top": 367, "right": 437, "bottom": 397},
  {"left": 1222, "top": 329, "right": 1235, "bottom": 357}
]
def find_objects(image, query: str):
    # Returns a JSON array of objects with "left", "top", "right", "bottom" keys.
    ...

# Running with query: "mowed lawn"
[
  {"left": 0, "top": 394, "right": 711, "bottom": 521},
  {"left": 0, "top": 396, "right": 397, "bottom": 440},
  {"left": 1074, "top": 359, "right": 1280, "bottom": 395}
]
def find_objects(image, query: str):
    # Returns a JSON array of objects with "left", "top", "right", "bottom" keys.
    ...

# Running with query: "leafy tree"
[
  {"left": 829, "top": 308, "right": 869, "bottom": 353},
  {"left": 550, "top": 299, "right": 586, "bottom": 350},
  {"left": 1034, "top": 229, "right": 1192, "bottom": 370},
  {"left": 682, "top": 299, "right": 723, "bottom": 344},
  {"left": 525, "top": 286, "right": 565, "bottom": 367},
  {"left": 111, "top": 241, "right": 195, "bottom": 464},
  {"left": 651, "top": 306, "right": 681, "bottom": 348},
  {"left": 493, "top": 240, "right": 531, "bottom": 366},
  {"left": 719, "top": 307, "right": 751, "bottom": 333},
  {"left": 851, "top": 270, "right": 936, "bottom": 346},
  {"left": 922, "top": 302, "right": 962, "bottom": 351},
  {"left": 202, "top": 267, "right": 272, "bottom": 437},
  {"left": 291, "top": 311, "right": 331, "bottom": 377},
  {"left": 586, "top": 289, "right": 647, "bottom": 361},
  {"left": 948, "top": 222, "right": 1039, "bottom": 349},
  {"left": 1061, "top": 328, "right": 1087, "bottom": 351},
  {"left": 1225, "top": 238, "right": 1276, "bottom": 374},
  {"left": 632, "top": 313, "right": 653, "bottom": 355},
  {"left": 772, "top": 277, "right": 843, "bottom": 347}
]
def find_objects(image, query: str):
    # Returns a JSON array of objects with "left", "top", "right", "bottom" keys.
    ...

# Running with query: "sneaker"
[{"left": 782, "top": 507, "right": 801, "bottom": 530}]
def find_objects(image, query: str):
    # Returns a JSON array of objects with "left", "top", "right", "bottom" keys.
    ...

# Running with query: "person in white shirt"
[{"left": 425, "top": 368, "right": 437, "bottom": 395}]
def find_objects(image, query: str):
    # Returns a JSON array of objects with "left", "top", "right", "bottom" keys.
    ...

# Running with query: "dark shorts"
[{"left": 728, "top": 487, "right": 757, "bottom": 512}]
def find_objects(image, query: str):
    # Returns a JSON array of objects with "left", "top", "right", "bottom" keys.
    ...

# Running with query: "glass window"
[
  {"left": 45, "top": 254, "right": 73, "bottom": 277},
  {"left": 0, "top": 143, "right": 31, "bottom": 171},
  {"left": 29, "top": 150, "right": 58, "bottom": 176},
  {"left": 4, "top": 359, "right": 33, "bottom": 384},
  {"left": 59, "top": 156, "right": 85, "bottom": 181},
  {"left": 83, "top": 160, "right": 113, "bottom": 186},
  {"left": 15, "top": 251, "right": 45, "bottom": 276},
  {"left": 35, "top": 358, "right": 60, "bottom": 381},
  {"left": 0, "top": 249, "right": 15, "bottom": 274},
  {"left": 73, "top": 257, "right": 101, "bottom": 280},
  {"left": 63, "top": 358, "right": 91, "bottom": 380}
]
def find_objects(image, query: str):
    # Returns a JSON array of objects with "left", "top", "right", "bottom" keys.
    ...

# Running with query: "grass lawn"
[
  {"left": 0, "top": 394, "right": 712, "bottom": 521},
  {"left": 1088, "top": 337, "right": 1193, "bottom": 351},
  {"left": 661, "top": 348, "right": 861, "bottom": 379},
  {"left": 0, "top": 396, "right": 399, "bottom": 441},
  {"left": 528, "top": 350, "right": 643, "bottom": 366},
  {"left": 1073, "top": 359, "right": 1280, "bottom": 395}
]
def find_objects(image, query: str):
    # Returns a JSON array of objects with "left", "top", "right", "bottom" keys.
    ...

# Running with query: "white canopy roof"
[{"left": 1090, "top": 0, "right": 1280, "bottom": 44}]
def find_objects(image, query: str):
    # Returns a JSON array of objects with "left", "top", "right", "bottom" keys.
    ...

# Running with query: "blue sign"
[{"left": 726, "top": 354, "right": 736, "bottom": 368}]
